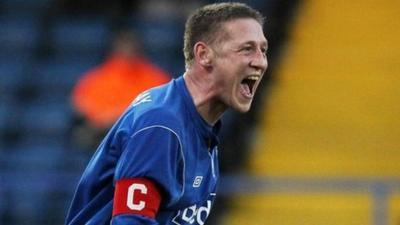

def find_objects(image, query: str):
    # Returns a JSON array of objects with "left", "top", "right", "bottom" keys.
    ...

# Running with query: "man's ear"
[{"left": 193, "top": 42, "right": 212, "bottom": 67}]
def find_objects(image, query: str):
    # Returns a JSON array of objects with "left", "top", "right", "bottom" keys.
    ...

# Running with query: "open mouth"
[{"left": 240, "top": 75, "right": 259, "bottom": 98}]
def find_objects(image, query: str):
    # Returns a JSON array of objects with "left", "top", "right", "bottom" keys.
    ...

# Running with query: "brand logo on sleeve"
[{"left": 131, "top": 91, "right": 152, "bottom": 107}]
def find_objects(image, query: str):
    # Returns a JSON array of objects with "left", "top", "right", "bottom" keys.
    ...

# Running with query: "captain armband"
[{"left": 113, "top": 178, "right": 162, "bottom": 218}]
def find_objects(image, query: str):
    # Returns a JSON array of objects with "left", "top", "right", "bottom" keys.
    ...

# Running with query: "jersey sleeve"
[
  {"left": 111, "top": 214, "right": 159, "bottom": 225},
  {"left": 112, "top": 125, "right": 184, "bottom": 223}
]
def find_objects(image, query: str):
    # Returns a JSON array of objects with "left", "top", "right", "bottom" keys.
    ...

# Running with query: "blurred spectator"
[{"left": 70, "top": 30, "right": 171, "bottom": 150}]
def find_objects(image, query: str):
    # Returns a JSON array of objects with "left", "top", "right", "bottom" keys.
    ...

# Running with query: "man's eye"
[
  {"left": 261, "top": 48, "right": 267, "bottom": 54},
  {"left": 242, "top": 46, "right": 252, "bottom": 52}
]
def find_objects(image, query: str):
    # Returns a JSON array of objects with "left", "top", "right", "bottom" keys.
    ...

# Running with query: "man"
[{"left": 66, "top": 2, "right": 268, "bottom": 225}]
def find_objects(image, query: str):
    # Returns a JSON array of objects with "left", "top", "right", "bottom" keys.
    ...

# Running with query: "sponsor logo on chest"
[{"left": 172, "top": 199, "right": 212, "bottom": 225}]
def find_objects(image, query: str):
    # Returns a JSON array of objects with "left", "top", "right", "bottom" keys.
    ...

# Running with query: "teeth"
[{"left": 247, "top": 75, "right": 260, "bottom": 81}]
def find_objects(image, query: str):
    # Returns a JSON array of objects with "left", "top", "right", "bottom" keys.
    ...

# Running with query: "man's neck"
[{"left": 183, "top": 70, "right": 227, "bottom": 126}]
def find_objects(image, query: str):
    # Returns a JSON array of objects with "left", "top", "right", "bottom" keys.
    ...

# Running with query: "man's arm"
[{"left": 111, "top": 125, "right": 184, "bottom": 224}]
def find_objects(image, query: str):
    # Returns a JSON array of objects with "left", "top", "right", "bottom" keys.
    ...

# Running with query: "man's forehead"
[{"left": 219, "top": 18, "right": 267, "bottom": 45}]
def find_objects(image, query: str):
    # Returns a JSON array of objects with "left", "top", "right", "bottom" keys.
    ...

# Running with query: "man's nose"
[{"left": 250, "top": 50, "right": 268, "bottom": 72}]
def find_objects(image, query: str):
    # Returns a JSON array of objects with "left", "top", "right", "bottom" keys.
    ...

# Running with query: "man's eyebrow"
[{"left": 241, "top": 40, "right": 268, "bottom": 49}]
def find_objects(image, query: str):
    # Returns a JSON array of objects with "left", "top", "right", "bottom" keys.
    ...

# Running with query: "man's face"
[{"left": 210, "top": 18, "right": 268, "bottom": 113}]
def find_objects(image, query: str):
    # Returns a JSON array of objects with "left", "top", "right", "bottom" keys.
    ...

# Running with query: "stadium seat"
[
  {"left": 18, "top": 102, "right": 71, "bottom": 142},
  {"left": 0, "top": 57, "right": 29, "bottom": 90},
  {"left": 1, "top": 143, "right": 65, "bottom": 171},
  {"left": 130, "top": 17, "right": 183, "bottom": 54},
  {"left": 0, "top": 18, "right": 40, "bottom": 55},
  {"left": 0, "top": 105, "right": 6, "bottom": 147},
  {"left": 128, "top": 16, "right": 184, "bottom": 77},
  {"left": 0, "top": 142, "right": 67, "bottom": 224},
  {"left": 49, "top": 17, "right": 110, "bottom": 57},
  {"left": 146, "top": 52, "right": 184, "bottom": 78},
  {"left": 31, "top": 56, "right": 98, "bottom": 95}
]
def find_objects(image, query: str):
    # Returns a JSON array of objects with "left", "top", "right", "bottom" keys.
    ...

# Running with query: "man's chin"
[{"left": 233, "top": 102, "right": 252, "bottom": 113}]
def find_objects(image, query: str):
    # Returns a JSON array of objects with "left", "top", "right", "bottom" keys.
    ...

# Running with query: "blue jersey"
[{"left": 66, "top": 76, "right": 221, "bottom": 225}]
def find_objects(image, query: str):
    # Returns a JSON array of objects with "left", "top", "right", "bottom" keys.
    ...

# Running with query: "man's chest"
[{"left": 161, "top": 144, "right": 219, "bottom": 225}]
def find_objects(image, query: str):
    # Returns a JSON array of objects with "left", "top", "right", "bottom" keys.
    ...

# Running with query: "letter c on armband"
[
  {"left": 113, "top": 178, "right": 161, "bottom": 219},
  {"left": 127, "top": 183, "right": 147, "bottom": 210}
]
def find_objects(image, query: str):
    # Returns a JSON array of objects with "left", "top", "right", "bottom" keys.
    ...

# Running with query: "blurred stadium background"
[{"left": 0, "top": 0, "right": 399, "bottom": 225}]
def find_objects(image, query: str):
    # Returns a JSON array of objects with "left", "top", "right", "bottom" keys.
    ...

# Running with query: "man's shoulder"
[
  {"left": 136, "top": 106, "right": 180, "bottom": 127},
  {"left": 130, "top": 80, "right": 186, "bottom": 126},
  {"left": 131, "top": 107, "right": 182, "bottom": 135},
  {"left": 129, "top": 78, "right": 178, "bottom": 108}
]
